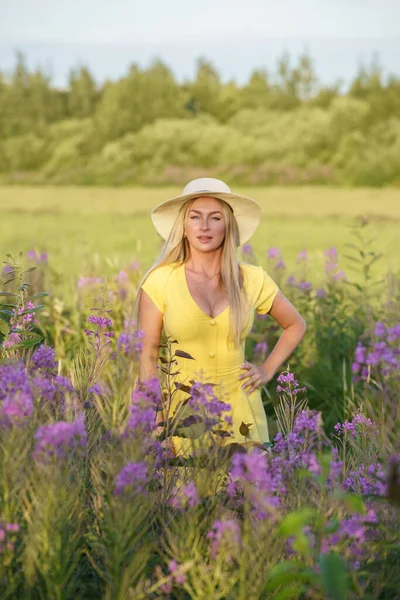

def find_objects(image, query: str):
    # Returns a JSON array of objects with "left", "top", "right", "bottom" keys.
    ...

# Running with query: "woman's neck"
[{"left": 185, "top": 248, "right": 222, "bottom": 274}]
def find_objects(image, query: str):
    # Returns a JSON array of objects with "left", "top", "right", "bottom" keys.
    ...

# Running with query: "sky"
[{"left": 1, "top": 0, "right": 400, "bottom": 86}]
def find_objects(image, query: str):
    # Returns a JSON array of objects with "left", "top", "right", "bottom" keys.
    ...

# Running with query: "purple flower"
[
  {"left": 227, "top": 451, "right": 282, "bottom": 519},
  {"left": 387, "top": 324, "right": 400, "bottom": 342},
  {"left": 129, "top": 260, "right": 140, "bottom": 271},
  {"left": 126, "top": 378, "right": 161, "bottom": 434},
  {"left": 188, "top": 381, "right": 231, "bottom": 427},
  {"left": 2, "top": 264, "right": 13, "bottom": 275},
  {"left": 316, "top": 288, "right": 326, "bottom": 298},
  {"left": 26, "top": 250, "right": 38, "bottom": 260},
  {"left": 374, "top": 322, "right": 386, "bottom": 338},
  {"left": 324, "top": 247, "right": 338, "bottom": 261},
  {"left": 355, "top": 343, "right": 366, "bottom": 364},
  {"left": 332, "top": 269, "right": 346, "bottom": 281},
  {"left": 30, "top": 345, "right": 58, "bottom": 372},
  {"left": 296, "top": 249, "right": 308, "bottom": 262},
  {"left": 334, "top": 413, "right": 379, "bottom": 439},
  {"left": 274, "top": 260, "right": 286, "bottom": 270},
  {"left": 267, "top": 247, "right": 281, "bottom": 259},
  {"left": 88, "top": 383, "right": 103, "bottom": 395},
  {"left": 325, "top": 262, "right": 337, "bottom": 273},
  {"left": 242, "top": 243, "right": 253, "bottom": 255},
  {"left": 115, "top": 270, "right": 129, "bottom": 284},
  {"left": 293, "top": 410, "right": 320, "bottom": 435},
  {"left": 286, "top": 275, "right": 297, "bottom": 286},
  {"left": 2, "top": 391, "right": 33, "bottom": 423},
  {"left": 207, "top": 519, "right": 241, "bottom": 559},
  {"left": 77, "top": 276, "right": 103, "bottom": 289},
  {"left": 0, "top": 361, "right": 32, "bottom": 398},
  {"left": 10, "top": 301, "right": 38, "bottom": 326},
  {"left": 0, "top": 362, "right": 33, "bottom": 424},
  {"left": 297, "top": 281, "right": 312, "bottom": 291},
  {"left": 168, "top": 560, "right": 186, "bottom": 585},
  {"left": 117, "top": 325, "right": 145, "bottom": 355},
  {"left": 181, "top": 481, "right": 200, "bottom": 507},
  {"left": 33, "top": 414, "right": 87, "bottom": 460},
  {"left": 114, "top": 461, "right": 148, "bottom": 495},
  {"left": 87, "top": 315, "right": 112, "bottom": 328},
  {"left": 276, "top": 371, "right": 306, "bottom": 396},
  {"left": 254, "top": 341, "right": 268, "bottom": 356}
]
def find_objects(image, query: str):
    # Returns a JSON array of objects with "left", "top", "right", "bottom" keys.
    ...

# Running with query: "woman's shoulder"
[
  {"left": 240, "top": 263, "right": 265, "bottom": 284},
  {"left": 144, "top": 262, "right": 180, "bottom": 284},
  {"left": 241, "top": 261, "right": 277, "bottom": 292}
]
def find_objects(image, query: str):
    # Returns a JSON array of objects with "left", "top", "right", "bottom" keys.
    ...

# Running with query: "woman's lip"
[{"left": 197, "top": 236, "right": 212, "bottom": 241}]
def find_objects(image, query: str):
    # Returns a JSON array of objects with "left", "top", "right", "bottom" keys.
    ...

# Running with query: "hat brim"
[{"left": 151, "top": 191, "right": 261, "bottom": 246}]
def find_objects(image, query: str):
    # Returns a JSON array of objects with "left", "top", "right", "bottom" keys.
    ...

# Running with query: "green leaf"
[
  {"left": 0, "top": 309, "right": 14, "bottom": 316},
  {"left": 266, "top": 561, "right": 317, "bottom": 590},
  {"left": 212, "top": 429, "right": 232, "bottom": 438},
  {"left": 279, "top": 508, "right": 315, "bottom": 537},
  {"left": 273, "top": 584, "right": 307, "bottom": 600},
  {"left": 0, "top": 292, "right": 18, "bottom": 297},
  {"left": 30, "top": 292, "right": 50, "bottom": 300},
  {"left": 319, "top": 552, "right": 350, "bottom": 600},
  {"left": 343, "top": 493, "right": 365, "bottom": 514},
  {"left": 0, "top": 319, "right": 10, "bottom": 335},
  {"left": 174, "top": 381, "right": 192, "bottom": 394},
  {"left": 324, "top": 518, "right": 340, "bottom": 535},
  {"left": 174, "top": 349, "right": 196, "bottom": 360},
  {"left": 17, "top": 305, "right": 44, "bottom": 317},
  {"left": 9, "top": 338, "right": 41, "bottom": 350},
  {"left": 21, "top": 267, "right": 37, "bottom": 274},
  {"left": 20, "top": 332, "right": 43, "bottom": 340},
  {"left": 292, "top": 532, "right": 311, "bottom": 557},
  {"left": 175, "top": 416, "right": 206, "bottom": 439},
  {"left": 3, "top": 278, "right": 16, "bottom": 285}
]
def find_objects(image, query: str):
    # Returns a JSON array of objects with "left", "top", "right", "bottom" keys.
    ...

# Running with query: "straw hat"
[{"left": 151, "top": 178, "right": 261, "bottom": 246}]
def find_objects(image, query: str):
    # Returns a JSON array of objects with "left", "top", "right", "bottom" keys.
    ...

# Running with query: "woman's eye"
[
  {"left": 190, "top": 215, "right": 199, "bottom": 219},
  {"left": 212, "top": 217, "right": 221, "bottom": 221}
]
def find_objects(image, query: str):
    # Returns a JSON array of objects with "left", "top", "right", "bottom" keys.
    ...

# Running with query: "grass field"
[{"left": 1, "top": 186, "right": 399, "bottom": 288}]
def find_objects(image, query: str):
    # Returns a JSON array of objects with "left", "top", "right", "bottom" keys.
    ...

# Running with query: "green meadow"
[{"left": 1, "top": 185, "right": 399, "bottom": 287}]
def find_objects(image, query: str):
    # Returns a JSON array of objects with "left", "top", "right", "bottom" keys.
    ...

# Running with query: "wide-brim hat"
[{"left": 151, "top": 178, "right": 261, "bottom": 246}]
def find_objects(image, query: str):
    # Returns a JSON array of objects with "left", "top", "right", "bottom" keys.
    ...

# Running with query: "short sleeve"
[
  {"left": 256, "top": 269, "right": 279, "bottom": 314},
  {"left": 141, "top": 266, "right": 171, "bottom": 313}
]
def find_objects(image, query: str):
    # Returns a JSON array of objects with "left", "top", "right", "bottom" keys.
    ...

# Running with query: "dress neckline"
[{"left": 180, "top": 263, "right": 229, "bottom": 319}]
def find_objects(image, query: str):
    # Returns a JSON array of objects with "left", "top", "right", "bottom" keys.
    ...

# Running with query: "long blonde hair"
[{"left": 136, "top": 198, "right": 248, "bottom": 346}]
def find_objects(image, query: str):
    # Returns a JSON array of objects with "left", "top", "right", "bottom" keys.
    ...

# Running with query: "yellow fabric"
[{"left": 141, "top": 262, "right": 279, "bottom": 452}]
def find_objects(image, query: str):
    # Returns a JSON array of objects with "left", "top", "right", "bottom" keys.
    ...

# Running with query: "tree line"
[{"left": 0, "top": 51, "right": 399, "bottom": 186}]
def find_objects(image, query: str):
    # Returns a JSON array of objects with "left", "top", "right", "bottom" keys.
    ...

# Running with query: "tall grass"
[{"left": 0, "top": 222, "right": 399, "bottom": 599}]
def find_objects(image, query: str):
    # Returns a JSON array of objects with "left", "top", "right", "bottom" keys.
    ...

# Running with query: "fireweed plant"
[{"left": 0, "top": 230, "right": 399, "bottom": 599}]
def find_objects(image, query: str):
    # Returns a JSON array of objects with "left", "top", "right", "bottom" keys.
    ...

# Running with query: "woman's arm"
[
  {"left": 262, "top": 290, "right": 306, "bottom": 377},
  {"left": 138, "top": 290, "right": 164, "bottom": 382},
  {"left": 240, "top": 291, "right": 306, "bottom": 394}
]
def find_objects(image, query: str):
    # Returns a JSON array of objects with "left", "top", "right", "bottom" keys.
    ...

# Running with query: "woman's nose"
[{"left": 200, "top": 220, "right": 210, "bottom": 230}]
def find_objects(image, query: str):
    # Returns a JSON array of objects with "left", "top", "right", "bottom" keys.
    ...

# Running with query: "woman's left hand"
[{"left": 239, "top": 361, "right": 273, "bottom": 394}]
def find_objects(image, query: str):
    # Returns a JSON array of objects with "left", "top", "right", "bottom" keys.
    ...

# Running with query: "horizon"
[{"left": 1, "top": 37, "right": 399, "bottom": 90}]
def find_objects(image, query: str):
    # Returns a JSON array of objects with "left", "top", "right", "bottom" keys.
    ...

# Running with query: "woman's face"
[{"left": 184, "top": 197, "right": 226, "bottom": 253}]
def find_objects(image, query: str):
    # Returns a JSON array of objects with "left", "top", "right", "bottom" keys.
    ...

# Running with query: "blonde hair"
[{"left": 136, "top": 198, "right": 248, "bottom": 346}]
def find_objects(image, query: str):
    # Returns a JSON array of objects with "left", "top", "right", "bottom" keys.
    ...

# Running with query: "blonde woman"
[{"left": 138, "top": 178, "right": 306, "bottom": 452}]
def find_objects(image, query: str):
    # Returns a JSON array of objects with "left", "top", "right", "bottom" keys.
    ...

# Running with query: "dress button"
[
  {"left": 209, "top": 352, "right": 215, "bottom": 358},
  {"left": 209, "top": 319, "right": 216, "bottom": 326}
]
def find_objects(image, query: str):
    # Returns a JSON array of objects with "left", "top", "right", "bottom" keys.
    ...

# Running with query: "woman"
[{"left": 138, "top": 178, "right": 306, "bottom": 453}]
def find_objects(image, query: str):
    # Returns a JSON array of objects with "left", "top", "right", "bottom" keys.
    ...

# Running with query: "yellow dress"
[{"left": 141, "top": 262, "right": 279, "bottom": 452}]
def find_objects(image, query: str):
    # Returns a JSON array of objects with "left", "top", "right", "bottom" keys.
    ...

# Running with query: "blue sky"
[{"left": 1, "top": 0, "right": 399, "bottom": 85}]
